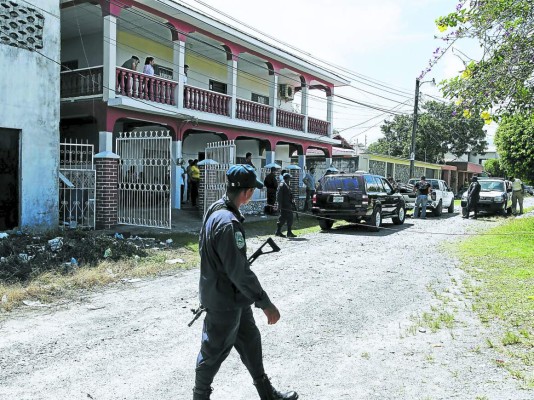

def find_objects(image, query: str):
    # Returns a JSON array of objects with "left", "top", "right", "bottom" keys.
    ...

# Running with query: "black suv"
[{"left": 311, "top": 173, "right": 406, "bottom": 231}]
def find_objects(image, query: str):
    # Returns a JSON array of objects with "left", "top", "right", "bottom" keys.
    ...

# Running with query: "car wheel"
[
  {"left": 433, "top": 200, "right": 443, "bottom": 217},
  {"left": 318, "top": 218, "right": 334, "bottom": 231},
  {"left": 368, "top": 207, "right": 382, "bottom": 231},
  {"left": 447, "top": 199, "right": 454, "bottom": 213},
  {"left": 498, "top": 201, "right": 507, "bottom": 215},
  {"left": 392, "top": 205, "right": 406, "bottom": 225},
  {"left": 461, "top": 207, "right": 468, "bottom": 217}
]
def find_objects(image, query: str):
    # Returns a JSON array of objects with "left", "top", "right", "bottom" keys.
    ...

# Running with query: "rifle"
[{"left": 188, "top": 237, "right": 281, "bottom": 327}]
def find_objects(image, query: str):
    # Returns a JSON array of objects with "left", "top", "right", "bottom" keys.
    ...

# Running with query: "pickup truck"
[{"left": 402, "top": 178, "right": 455, "bottom": 217}]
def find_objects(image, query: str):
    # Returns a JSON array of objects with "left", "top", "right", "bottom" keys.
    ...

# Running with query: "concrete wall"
[{"left": 0, "top": 0, "right": 60, "bottom": 231}]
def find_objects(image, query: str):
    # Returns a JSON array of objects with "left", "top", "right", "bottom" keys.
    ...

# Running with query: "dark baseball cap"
[
  {"left": 282, "top": 173, "right": 290, "bottom": 180},
  {"left": 226, "top": 164, "right": 263, "bottom": 189}
]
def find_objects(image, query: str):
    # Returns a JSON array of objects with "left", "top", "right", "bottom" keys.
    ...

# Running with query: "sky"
[{"left": 174, "top": 0, "right": 495, "bottom": 149}]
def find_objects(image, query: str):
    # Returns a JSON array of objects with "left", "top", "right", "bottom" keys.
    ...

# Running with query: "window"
[
  {"left": 381, "top": 178, "right": 394, "bottom": 193},
  {"left": 209, "top": 80, "right": 227, "bottom": 94},
  {"left": 364, "top": 175, "right": 379, "bottom": 192},
  {"left": 321, "top": 177, "right": 361, "bottom": 192},
  {"left": 154, "top": 65, "right": 173, "bottom": 80},
  {"left": 374, "top": 176, "right": 386, "bottom": 192},
  {"left": 251, "top": 93, "right": 269, "bottom": 105}
]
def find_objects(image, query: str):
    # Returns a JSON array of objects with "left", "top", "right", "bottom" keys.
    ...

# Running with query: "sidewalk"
[{"left": 112, "top": 203, "right": 278, "bottom": 236}]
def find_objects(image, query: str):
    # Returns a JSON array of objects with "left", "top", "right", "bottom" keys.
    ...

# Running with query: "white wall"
[{"left": 0, "top": 0, "right": 60, "bottom": 230}]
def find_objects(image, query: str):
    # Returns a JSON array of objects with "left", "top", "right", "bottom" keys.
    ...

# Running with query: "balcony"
[
  {"left": 60, "top": 67, "right": 331, "bottom": 137},
  {"left": 236, "top": 99, "right": 271, "bottom": 124},
  {"left": 276, "top": 109, "right": 304, "bottom": 131},
  {"left": 184, "top": 86, "right": 230, "bottom": 116},
  {"left": 308, "top": 117, "right": 330, "bottom": 136},
  {"left": 115, "top": 67, "right": 177, "bottom": 106},
  {"left": 60, "top": 66, "right": 103, "bottom": 98}
]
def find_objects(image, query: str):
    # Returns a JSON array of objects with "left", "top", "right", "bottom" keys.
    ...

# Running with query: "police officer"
[
  {"left": 193, "top": 164, "right": 298, "bottom": 400},
  {"left": 275, "top": 173, "right": 296, "bottom": 238}
]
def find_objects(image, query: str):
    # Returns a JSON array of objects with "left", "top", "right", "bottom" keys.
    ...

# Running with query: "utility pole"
[{"left": 409, "top": 78, "right": 420, "bottom": 179}]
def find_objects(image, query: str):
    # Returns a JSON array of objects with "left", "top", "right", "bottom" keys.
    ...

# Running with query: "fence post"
[{"left": 95, "top": 151, "right": 120, "bottom": 229}]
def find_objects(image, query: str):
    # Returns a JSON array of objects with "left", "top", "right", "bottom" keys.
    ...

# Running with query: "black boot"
[
  {"left": 275, "top": 224, "right": 286, "bottom": 237},
  {"left": 253, "top": 375, "right": 298, "bottom": 400},
  {"left": 192, "top": 387, "right": 212, "bottom": 400},
  {"left": 286, "top": 229, "right": 296, "bottom": 238}
]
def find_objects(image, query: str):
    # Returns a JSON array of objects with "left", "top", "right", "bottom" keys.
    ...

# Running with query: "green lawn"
[{"left": 458, "top": 215, "right": 534, "bottom": 386}]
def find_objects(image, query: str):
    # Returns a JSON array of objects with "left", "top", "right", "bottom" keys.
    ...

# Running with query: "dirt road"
[{"left": 1, "top": 202, "right": 532, "bottom": 400}]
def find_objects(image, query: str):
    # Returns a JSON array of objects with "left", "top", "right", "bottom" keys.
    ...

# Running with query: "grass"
[{"left": 457, "top": 214, "right": 534, "bottom": 386}]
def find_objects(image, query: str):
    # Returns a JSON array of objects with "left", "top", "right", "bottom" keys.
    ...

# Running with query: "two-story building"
[{"left": 59, "top": 0, "right": 348, "bottom": 214}]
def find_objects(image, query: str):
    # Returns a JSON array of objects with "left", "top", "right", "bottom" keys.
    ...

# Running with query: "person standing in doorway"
[
  {"left": 263, "top": 167, "right": 278, "bottom": 215},
  {"left": 190, "top": 159, "right": 200, "bottom": 207},
  {"left": 177, "top": 160, "right": 186, "bottom": 204},
  {"left": 182, "top": 64, "right": 189, "bottom": 85},
  {"left": 464, "top": 176, "right": 481, "bottom": 219},
  {"left": 413, "top": 176, "right": 431, "bottom": 219},
  {"left": 185, "top": 159, "right": 193, "bottom": 203},
  {"left": 510, "top": 176, "right": 525, "bottom": 215},
  {"left": 193, "top": 164, "right": 298, "bottom": 400},
  {"left": 302, "top": 167, "right": 316, "bottom": 212},
  {"left": 275, "top": 173, "right": 296, "bottom": 238}
]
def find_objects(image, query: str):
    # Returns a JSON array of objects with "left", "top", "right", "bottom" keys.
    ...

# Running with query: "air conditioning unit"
[{"left": 279, "top": 84, "right": 294, "bottom": 101}]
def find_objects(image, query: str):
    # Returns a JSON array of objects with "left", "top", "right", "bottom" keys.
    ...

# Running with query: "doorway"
[{"left": 0, "top": 129, "right": 20, "bottom": 230}]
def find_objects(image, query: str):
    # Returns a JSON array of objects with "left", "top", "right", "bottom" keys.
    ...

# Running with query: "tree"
[
  {"left": 436, "top": 1, "right": 534, "bottom": 120},
  {"left": 483, "top": 158, "right": 505, "bottom": 177},
  {"left": 368, "top": 100, "right": 487, "bottom": 163},
  {"left": 494, "top": 113, "right": 534, "bottom": 183}
]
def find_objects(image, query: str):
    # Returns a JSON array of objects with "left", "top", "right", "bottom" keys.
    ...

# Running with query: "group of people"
[{"left": 120, "top": 55, "right": 189, "bottom": 83}]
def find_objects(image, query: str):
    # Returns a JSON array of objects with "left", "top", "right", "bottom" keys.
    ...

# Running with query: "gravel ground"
[{"left": 0, "top": 199, "right": 533, "bottom": 400}]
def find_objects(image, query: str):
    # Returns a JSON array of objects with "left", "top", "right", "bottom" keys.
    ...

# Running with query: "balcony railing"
[
  {"left": 236, "top": 99, "right": 272, "bottom": 124},
  {"left": 184, "top": 86, "right": 231, "bottom": 116},
  {"left": 308, "top": 117, "right": 329, "bottom": 136},
  {"left": 116, "top": 67, "right": 177, "bottom": 105},
  {"left": 60, "top": 66, "right": 103, "bottom": 98},
  {"left": 276, "top": 109, "right": 304, "bottom": 131}
]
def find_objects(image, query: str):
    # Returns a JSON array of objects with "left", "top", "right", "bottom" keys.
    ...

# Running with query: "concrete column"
[
  {"left": 269, "top": 73, "right": 278, "bottom": 127},
  {"left": 171, "top": 140, "right": 183, "bottom": 209},
  {"left": 301, "top": 85, "right": 309, "bottom": 133},
  {"left": 103, "top": 15, "right": 117, "bottom": 101},
  {"left": 99, "top": 131, "right": 113, "bottom": 153},
  {"left": 298, "top": 154, "right": 306, "bottom": 187},
  {"left": 325, "top": 157, "right": 333, "bottom": 169},
  {"left": 265, "top": 151, "right": 275, "bottom": 165},
  {"left": 94, "top": 151, "right": 120, "bottom": 229},
  {"left": 173, "top": 39, "right": 186, "bottom": 109},
  {"left": 327, "top": 87, "right": 334, "bottom": 137},
  {"left": 227, "top": 58, "right": 238, "bottom": 119}
]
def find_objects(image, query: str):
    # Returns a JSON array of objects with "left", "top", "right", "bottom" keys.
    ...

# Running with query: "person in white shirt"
[
  {"left": 182, "top": 64, "right": 189, "bottom": 85},
  {"left": 143, "top": 56, "right": 155, "bottom": 75},
  {"left": 510, "top": 176, "right": 525, "bottom": 215},
  {"left": 302, "top": 167, "right": 316, "bottom": 211}
]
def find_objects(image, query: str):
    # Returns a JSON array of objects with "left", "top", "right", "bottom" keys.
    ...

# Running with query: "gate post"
[{"left": 95, "top": 151, "right": 120, "bottom": 230}]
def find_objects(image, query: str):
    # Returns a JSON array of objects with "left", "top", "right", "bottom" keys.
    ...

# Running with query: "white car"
[{"left": 403, "top": 179, "right": 455, "bottom": 217}]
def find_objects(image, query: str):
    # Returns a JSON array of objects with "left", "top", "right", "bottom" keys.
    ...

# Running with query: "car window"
[
  {"left": 430, "top": 180, "right": 439, "bottom": 189},
  {"left": 480, "top": 181, "right": 504, "bottom": 191},
  {"left": 320, "top": 176, "right": 361, "bottom": 192},
  {"left": 364, "top": 175, "right": 379, "bottom": 192},
  {"left": 381, "top": 178, "right": 394, "bottom": 193},
  {"left": 374, "top": 176, "right": 386, "bottom": 192}
]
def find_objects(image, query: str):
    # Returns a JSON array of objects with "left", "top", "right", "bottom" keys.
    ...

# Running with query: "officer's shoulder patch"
[{"left": 234, "top": 231, "right": 245, "bottom": 249}]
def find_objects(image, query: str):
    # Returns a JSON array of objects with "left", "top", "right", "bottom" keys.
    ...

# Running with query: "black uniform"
[
  {"left": 195, "top": 197, "right": 273, "bottom": 390},
  {"left": 276, "top": 181, "right": 294, "bottom": 229},
  {"left": 467, "top": 180, "right": 481, "bottom": 217}
]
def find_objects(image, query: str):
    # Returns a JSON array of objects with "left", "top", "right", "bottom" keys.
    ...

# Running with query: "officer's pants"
[
  {"left": 512, "top": 190, "right": 524, "bottom": 214},
  {"left": 195, "top": 306, "right": 265, "bottom": 390}
]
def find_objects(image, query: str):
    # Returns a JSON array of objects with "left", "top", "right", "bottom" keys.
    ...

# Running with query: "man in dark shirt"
[
  {"left": 413, "top": 176, "right": 431, "bottom": 219},
  {"left": 275, "top": 173, "right": 296, "bottom": 238},
  {"left": 263, "top": 167, "right": 278, "bottom": 215},
  {"left": 193, "top": 164, "right": 298, "bottom": 400},
  {"left": 464, "top": 176, "right": 481, "bottom": 219}
]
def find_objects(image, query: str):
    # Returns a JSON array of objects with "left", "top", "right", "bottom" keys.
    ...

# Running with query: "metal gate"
[
  {"left": 201, "top": 140, "right": 236, "bottom": 215},
  {"left": 116, "top": 130, "right": 172, "bottom": 229},
  {"left": 59, "top": 140, "right": 96, "bottom": 229}
]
